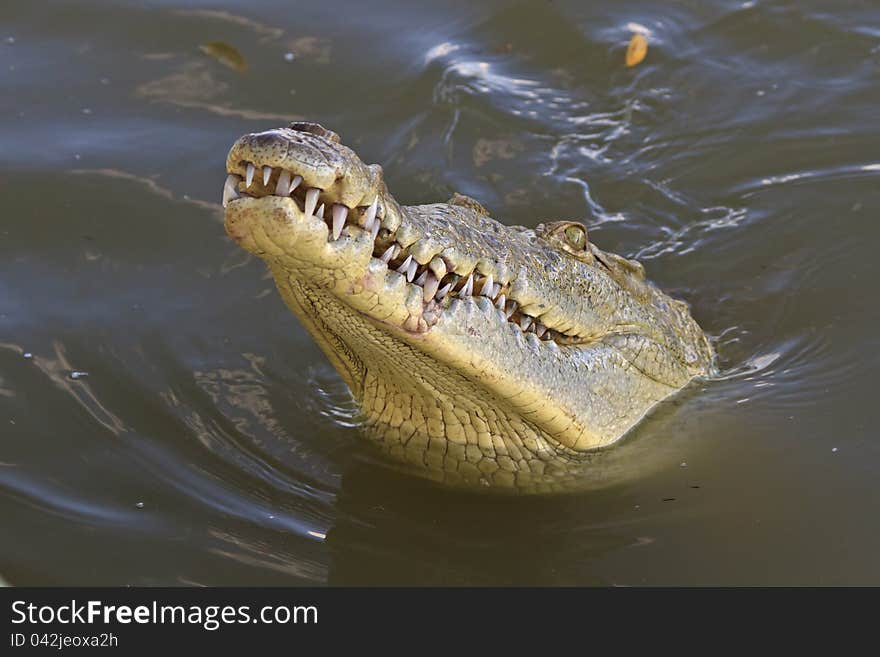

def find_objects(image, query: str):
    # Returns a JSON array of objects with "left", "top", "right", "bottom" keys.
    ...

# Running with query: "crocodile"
[{"left": 221, "top": 122, "right": 714, "bottom": 492}]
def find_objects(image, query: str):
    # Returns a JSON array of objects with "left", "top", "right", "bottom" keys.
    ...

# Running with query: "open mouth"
[{"left": 223, "top": 159, "right": 593, "bottom": 346}]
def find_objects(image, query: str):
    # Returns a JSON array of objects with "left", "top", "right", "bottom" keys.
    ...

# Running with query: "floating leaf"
[
  {"left": 199, "top": 41, "right": 247, "bottom": 72},
  {"left": 285, "top": 36, "right": 331, "bottom": 64},
  {"left": 625, "top": 33, "right": 648, "bottom": 67}
]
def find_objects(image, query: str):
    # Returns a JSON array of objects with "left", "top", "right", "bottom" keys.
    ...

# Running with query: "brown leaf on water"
[
  {"left": 199, "top": 41, "right": 247, "bottom": 72},
  {"left": 285, "top": 36, "right": 332, "bottom": 64},
  {"left": 625, "top": 34, "right": 648, "bottom": 67}
]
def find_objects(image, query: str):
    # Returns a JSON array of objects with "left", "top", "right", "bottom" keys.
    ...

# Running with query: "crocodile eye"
[{"left": 563, "top": 224, "right": 587, "bottom": 251}]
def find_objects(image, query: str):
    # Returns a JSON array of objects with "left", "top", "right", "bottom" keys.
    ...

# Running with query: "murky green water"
[{"left": 2, "top": 0, "right": 878, "bottom": 585}]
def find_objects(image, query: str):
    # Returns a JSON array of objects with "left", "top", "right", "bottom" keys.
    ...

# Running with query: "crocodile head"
[{"left": 222, "top": 122, "right": 714, "bottom": 491}]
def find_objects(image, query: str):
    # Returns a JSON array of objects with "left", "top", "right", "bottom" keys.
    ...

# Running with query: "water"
[{"left": 2, "top": 0, "right": 878, "bottom": 585}]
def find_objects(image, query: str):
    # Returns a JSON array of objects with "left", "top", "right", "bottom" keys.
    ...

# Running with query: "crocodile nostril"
[
  {"left": 287, "top": 121, "right": 341, "bottom": 143},
  {"left": 249, "top": 132, "right": 286, "bottom": 149}
]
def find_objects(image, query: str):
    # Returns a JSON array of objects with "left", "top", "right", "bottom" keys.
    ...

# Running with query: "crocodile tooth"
[
  {"left": 396, "top": 255, "right": 413, "bottom": 276},
  {"left": 535, "top": 322, "right": 547, "bottom": 338},
  {"left": 370, "top": 218, "right": 381, "bottom": 240},
  {"left": 262, "top": 165, "right": 272, "bottom": 186},
  {"left": 289, "top": 175, "right": 303, "bottom": 194},
  {"left": 364, "top": 197, "right": 378, "bottom": 228},
  {"left": 494, "top": 293, "right": 506, "bottom": 311},
  {"left": 491, "top": 283, "right": 501, "bottom": 299},
  {"left": 392, "top": 244, "right": 402, "bottom": 259},
  {"left": 504, "top": 300, "right": 517, "bottom": 319},
  {"left": 479, "top": 274, "right": 494, "bottom": 297},
  {"left": 459, "top": 274, "right": 474, "bottom": 298},
  {"left": 315, "top": 203, "right": 325, "bottom": 220},
  {"left": 406, "top": 258, "right": 418, "bottom": 282},
  {"left": 245, "top": 163, "right": 255, "bottom": 188},
  {"left": 304, "top": 188, "right": 320, "bottom": 218},
  {"left": 380, "top": 245, "right": 396, "bottom": 263},
  {"left": 222, "top": 174, "right": 240, "bottom": 207},
  {"left": 275, "top": 170, "right": 291, "bottom": 196},
  {"left": 332, "top": 204, "right": 348, "bottom": 240},
  {"left": 519, "top": 315, "right": 533, "bottom": 331},
  {"left": 222, "top": 182, "right": 238, "bottom": 208},
  {"left": 414, "top": 271, "right": 428, "bottom": 286},
  {"left": 435, "top": 282, "right": 453, "bottom": 300},
  {"left": 423, "top": 273, "right": 440, "bottom": 301}
]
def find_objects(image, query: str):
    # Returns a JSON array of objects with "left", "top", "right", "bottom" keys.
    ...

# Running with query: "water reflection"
[{"left": 2, "top": 0, "right": 879, "bottom": 584}]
